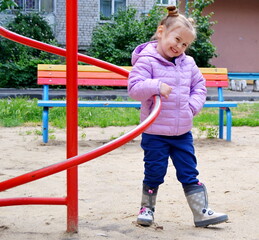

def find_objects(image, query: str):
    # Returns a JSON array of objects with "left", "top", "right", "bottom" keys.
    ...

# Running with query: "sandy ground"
[{"left": 0, "top": 125, "right": 259, "bottom": 240}]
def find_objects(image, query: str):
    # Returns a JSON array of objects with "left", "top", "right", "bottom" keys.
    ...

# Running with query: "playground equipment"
[
  {"left": 0, "top": 2, "right": 161, "bottom": 232},
  {"left": 0, "top": 95, "right": 161, "bottom": 190}
]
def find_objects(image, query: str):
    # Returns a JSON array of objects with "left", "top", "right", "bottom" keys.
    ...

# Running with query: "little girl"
[{"left": 128, "top": 6, "right": 228, "bottom": 227}]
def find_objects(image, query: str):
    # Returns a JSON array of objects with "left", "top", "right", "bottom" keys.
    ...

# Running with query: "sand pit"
[{"left": 0, "top": 126, "right": 258, "bottom": 240}]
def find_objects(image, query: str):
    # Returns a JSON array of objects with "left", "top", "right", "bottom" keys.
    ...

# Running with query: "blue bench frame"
[
  {"left": 228, "top": 72, "right": 259, "bottom": 91},
  {"left": 38, "top": 84, "right": 237, "bottom": 143},
  {"left": 228, "top": 72, "right": 259, "bottom": 80}
]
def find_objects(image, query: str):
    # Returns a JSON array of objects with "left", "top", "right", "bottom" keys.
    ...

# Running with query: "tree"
[
  {"left": 0, "top": 0, "right": 17, "bottom": 12},
  {"left": 187, "top": 0, "right": 217, "bottom": 67},
  {"left": 0, "top": 12, "right": 56, "bottom": 63},
  {"left": 88, "top": 6, "right": 165, "bottom": 66},
  {"left": 0, "top": 12, "right": 61, "bottom": 88},
  {"left": 89, "top": 2, "right": 217, "bottom": 67}
]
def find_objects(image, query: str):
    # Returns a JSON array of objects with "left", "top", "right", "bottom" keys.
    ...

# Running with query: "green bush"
[
  {"left": 89, "top": 2, "right": 217, "bottom": 67},
  {"left": 186, "top": 0, "right": 217, "bottom": 67},
  {"left": 0, "top": 12, "right": 57, "bottom": 63},
  {"left": 0, "top": 58, "right": 61, "bottom": 88},
  {"left": 0, "top": 0, "right": 17, "bottom": 12},
  {"left": 88, "top": 5, "right": 165, "bottom": 66},
  {"left": 0, "top": 12, "right": 62, "bottom": 88}
]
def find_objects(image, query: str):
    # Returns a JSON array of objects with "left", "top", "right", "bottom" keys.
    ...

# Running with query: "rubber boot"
[
  {"left": 137, "top": 184, "right": 158, "bottom": 226},
  {"left": 184, "top": 182, "right": 228, "bottom": 227}
]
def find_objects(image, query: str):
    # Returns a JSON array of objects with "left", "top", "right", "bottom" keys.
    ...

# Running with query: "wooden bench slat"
[
  {"left": 38, "top": 71, "right": 127, "bottom": 79},
  {"left": 38, "top": 64, "right": 132, "bottom": 72},
  {"left": 205, "top": 81, "right": 229, "bottom": 87},
  {"left": 203, "top": 74, "right": 228, "bottom": 81},
  {"left": 38, "top": 78, "right": 228, "bottom": 87},
  {"left": 38, "top": 78, "right": 128, "bottom": 86},
  {"left": 199, "top": 68, "right": 228, "bottom": 74}
]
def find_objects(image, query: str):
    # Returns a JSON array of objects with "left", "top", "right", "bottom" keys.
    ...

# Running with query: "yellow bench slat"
[
  {"left": 38, "top": 64, "right": 132, "bottom": 72},
  {"left": 199, "top": 68, "right": 228, "bottom": 74},
  {"left": 38, "top": 65, "right": 226, "bottom": 75}
]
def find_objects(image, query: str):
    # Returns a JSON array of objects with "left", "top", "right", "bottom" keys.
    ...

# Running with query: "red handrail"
[{"left": 0, "top": 197, "right": 67, "bottom": 206}]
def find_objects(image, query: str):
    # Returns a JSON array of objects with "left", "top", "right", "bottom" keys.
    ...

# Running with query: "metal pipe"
[
  {"left": 0, "top": 197, "right": 67, "bottom": 206},
  {"left": 66, "top": 0, "right": 79, "bottom": 232}
]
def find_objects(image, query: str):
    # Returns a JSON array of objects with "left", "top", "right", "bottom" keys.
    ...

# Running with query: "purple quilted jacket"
[{"left": 128, "top": 41, "right": 207, "bottom": 136}]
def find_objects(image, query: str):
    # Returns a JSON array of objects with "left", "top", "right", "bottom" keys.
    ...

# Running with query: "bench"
[
  {"left": 37, "top": 64, "right": 237, "bottom": 143},
  {"left": 228, "top": 72, "right": 259, "bottom": 92}
]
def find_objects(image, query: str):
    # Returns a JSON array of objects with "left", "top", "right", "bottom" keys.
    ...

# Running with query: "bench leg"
[
  {"left": 219, "top": 107, "right": 232, "bottom": 141},
  {"left": 42, "top": 107, "right": 49, "bottom": 143},
  {"left": 225, "top": 107, "right": 232, "bottom": 142},
  {"left": 219, "top": 108, "right": 224, "bottom": 139}
]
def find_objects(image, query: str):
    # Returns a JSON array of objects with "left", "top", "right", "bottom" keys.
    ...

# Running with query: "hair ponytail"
[{"left": 167, "top": 6, "right": 179, "bottom": 17}]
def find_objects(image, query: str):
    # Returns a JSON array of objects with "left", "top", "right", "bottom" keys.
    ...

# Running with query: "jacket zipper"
[{"left": 175, "top": 66, "right": 181, "bottom": 135}]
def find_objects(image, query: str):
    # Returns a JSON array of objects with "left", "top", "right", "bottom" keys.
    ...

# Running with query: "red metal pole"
[{"left": 66, "top": 0, "right": 78, "bottom": 233}]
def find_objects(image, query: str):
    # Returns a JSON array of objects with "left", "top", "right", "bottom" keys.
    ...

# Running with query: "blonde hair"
[{"left": 152, "top": 6, "right": 196, "bottom": 40}]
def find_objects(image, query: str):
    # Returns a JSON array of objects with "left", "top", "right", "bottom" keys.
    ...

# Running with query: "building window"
[
  {"left": 156, "top": 0, "right": 177, "bottom": 6},
  {"left": 14, "top": 0, "right": 54, "bottom": 12},
  {"left": 100, "top": 0, "right": 126, "bottom": 20}
]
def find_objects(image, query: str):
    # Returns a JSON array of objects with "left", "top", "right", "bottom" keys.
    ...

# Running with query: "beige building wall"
[
  {"left": 207, "top": 0, "right": 259, "bottom": 72},
  {"left": 180, "top": 0, "right": 259, "bottom": 72}
]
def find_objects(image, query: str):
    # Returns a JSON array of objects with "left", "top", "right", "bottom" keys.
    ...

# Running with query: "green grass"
[
  {"left": 0, "top": 97, "right": 140, "bottom": 128},
  {"left": 50, "top": 105, "right": 140, "bottom": 128},
  {"left": 0, "top": 98, "right": 41, "bottom": 127},
  {"left": 194, "top": 102, "right": 259, "bottom": 127},
  {"left": 0, "top": 97, "right": 258, "bottom": 128}
]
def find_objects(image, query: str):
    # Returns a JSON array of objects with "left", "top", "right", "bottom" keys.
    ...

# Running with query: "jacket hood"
[{"left": 131, "top": 40, "right": 186, "bottom": 66}]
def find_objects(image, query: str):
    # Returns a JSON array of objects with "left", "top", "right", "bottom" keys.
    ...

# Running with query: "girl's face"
[{"left": 156, "top": 24, "right": 195, "bottom": 61}]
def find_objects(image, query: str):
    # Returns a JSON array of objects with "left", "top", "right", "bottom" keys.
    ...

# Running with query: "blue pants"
[{"left": 141, "top": 132, "right": 199, "bottom": 188}]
